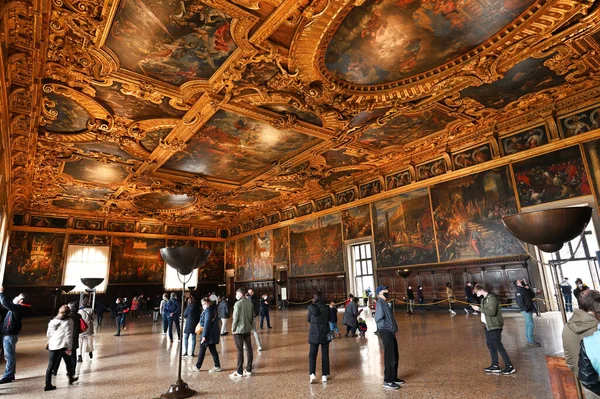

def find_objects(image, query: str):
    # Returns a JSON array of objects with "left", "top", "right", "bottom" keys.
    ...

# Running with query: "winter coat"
[
  {"left": 165, "top": 298, "right": 181, "bottom": 318},
  {"left": 375, "top": 298, "right": 398, "bottom": 334},
  {"left": 342, "top": 301, "right": 359, "bottom": 327},
  {"left": 115, "top": 303, "right": 124, "bottom": 318},
  {"left": 0, "top": 293, "right": 28, "bottom": 335},
  {"left": 47, "top": 317, "right": 73, "bottom": 351},
  {"left": 480, "top": 293, "right": 504, "bottom": 331},
  {"left": 78, "top": 306, "right": 94, "bottom": 336},
  {"left": 232, "top": 297, "right": 253, "bottom": 335},
  {"left": 248, "top": 294, "right": 260, "bottom": 317},
  {"left": 515, "top": 284, "right": 535, "bottom": 313},
  {"left": 260, "top": 298, "right": 270, "bottom": 316},
  {"left": 68, "top": 312, "right": 82, "bottom": 350},
  {"left": 199, "top": 305, "right": 220, "bottom": 345},
  {"left": 183, "top": 302, "right": 201, "bottom": 334},
  {"left": 465, "top": 285, "right": 475, "bottom": 302},
  {"left": 329, "top": 307, "right": 338, "bottom": 324},
  {"left": 575, "top": 285, "right": 590, "bottom": 300},
  {"left": 407, "top": 289, "right": 414, "bottom": 300},
  {"left": 562, "top": 310, "right": 599, "bottom": 373},
  {"left": 307, "top": 301, "right": 330, "bottom": 345},
  {"left": 561, "top": 281, "right": 573, "bottom": 296},
  {"left": 160, "top": 299, "right": 168, "bottom": 315},
  {"left": 578, "top": 327, "right": 600, "bottom": 396},
  {"left": 417, "top": 289, "right": 424, "bottom": 301},
  {"left": 218, "top": 300, "right": 230, "bottom": 319}
]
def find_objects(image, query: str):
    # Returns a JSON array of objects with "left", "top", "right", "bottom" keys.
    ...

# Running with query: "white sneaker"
[
  {"left": 188, "top": 365, "right": 200, "bottom": 372},
  {"left": 257, "top": 347, "right": 263, "bottom": 351},
  {"left": 464, "top": 308, "right": 469, "bottom": 314},
  {"left": 243, "top": 370, "right": 252, "bottom": 377},
  {"left": 208, "top": 367, "right": 221, "bottom": 373},
  {"left": 322, "top": 375, "right": 328, "bottom": 383},
  {"left": 450, "top": 310, "right": 456, "bottom": 316},
  {"left": 229, "top": 372, "right": 243, "bottom": 379},
  {"left": 309, "top": 374, "right": 317, "bottom": 384}
]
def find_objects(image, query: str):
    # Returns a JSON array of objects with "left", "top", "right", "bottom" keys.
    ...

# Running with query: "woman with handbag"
[
  {"left": 190, "top": 298, "right": 221, "bottom": 373},
  {"left": 308, "top": 291, "right": 331, "bottom": 384},
  {"left": 183, "top": 296, "right": 200, "bottom": 357},
  {"left": 45, "top": 305, "right": 77, "bottom": 391}
]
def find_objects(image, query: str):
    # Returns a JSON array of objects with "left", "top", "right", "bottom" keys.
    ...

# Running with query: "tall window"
[
  {"left": 63, "top": 245, "right": 110, "bottom": 293},
  {"left": 352, "top": 243, "right": 374, "bottom": 299},
  {"left": 164, "top": 265, "right": 198, "bottom": 291}
]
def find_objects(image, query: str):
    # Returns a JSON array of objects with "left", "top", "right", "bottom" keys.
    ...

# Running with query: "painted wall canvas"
[
  {"left": 501, "top": 125, "right": 548, "bottom": 155},
  {"left": 417, "top": 159, "right": 446, "bottom": 181},
  {"left": 559, "top": 105, "right": 600, "bottom": 138},
  {"left": 289, "top": 214, "right": 343, "bottom": 276},
  {"left": 5, "top": 232, "right": 66, "bottom": 286},
  {"left": 359, "top": 180, "right": 381, "bottom": 199},
  {"left": 198, "top": 241, "right": 225, "bottom": 283},
  {"left": 73, "top": 219, "right": 103, "bottom": 231},
  {"left": 68, "top": 234, "right": 110, "bottom": 245},
  {"left": 386, "top": 170, "right": 411, "bottom": 190},
  {"left": 371, "top": 188, "right": 437, "bottom": 267},
  {"left": 110, "top": 237, "right": 165, "bottom": 284},
  {"left": 51, "top": 199, "right": 102, "bottom": 212},
  {"left": 513, "top": 146, "right": 591, "bottom": 207},
  {"left": 336, "top": 188, "right": 356, "bottom": 205},
  {"left": 297, "top": 203, "right": 313, "bottom": 217},
  {"left": 166, "top": 239, "right": 196, "bottom": 248},
  {"left": 253, "top": 218, "right": 266, "bottom": 229},
  {"left": 192, "top": 228, "right": 217, "bottom": 238},
  {"left": 452, "top": 144, "right": 491, "bottom": 170},
  {"left": 107, "top": 221, "right": 135, "bottom": 232},
  {"left": 166, "top": 225, "right": 190, "bottom": 236},
  {"left": 272, "top": 226, "right": 289, "bottom": 264},
  {"left": 30, "top": 216, "right": 68, "bottom": 228},
  {"left": 281, "top": 208, "right": 295, "bottom": 222},
  {"left": 266, "top": 213, "right": 280, "bottom": 225},
  {"left": 430, "top": 167, "right": 523, "bottom": 262},
  {"left": 106, "top": 0, "right": 237, "bottom": 86},
  {"left": 252, "top": 231, "right": 272, "bottom": 280},
  {"left": 584, "top": 139, "right": 600, "bottom": 200},
  {"left": 140, "top": 223, "right": 164, "bottom": 234},
  {"left": 225, "top": 240, "right": 235, "bottom": 270},
  {"left": 342, "top": 204, "right": 372, "bottom": 240},
  {"left": 235, "top": 236, "right": 253, "bottom": 282}
]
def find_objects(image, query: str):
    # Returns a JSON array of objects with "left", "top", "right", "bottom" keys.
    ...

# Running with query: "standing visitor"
[
  {"left": 0, "top": 286, "right": 28, "bottom": 384},
  {"left": 190, "top": 298, "right": 221, "bottom": 373},
  {"left": 446, "top": 283, "right": 456, "bottom": 316},
  {"left": 471, "top": 284, "right": 515, "bottom": 375},
  {"left": 94, "top": 301, "right": 107, "bottom": 326},
  {"left": 406, "top": 285, "right": 414, "bottom": 315},
  {"left": 345, "top": 294, "right": 354, "bottom": 307},
  {"left": 260, "top": 294, "right": 272, "bottom": 329},
  {"left": 78, "top": 298, "right": 95, "bottom": 361},
  {"left": 121, "top": 297, "right": 130, "bottom": 330},
  {"left": 218, "top": 296, "right": 230, "bottom": 336},
  {"left": 308, "top": 292, "right": 330, "bottom": 384},
  {"left": 160, "top": 293, "right": 169, "bottom": 335},
  {"left": 515, "top": 279, "right": 540, "bottom": 347},
  {"left": 560, "top": 277, "right": 573, "bottom": 313},
  {"left": 131, "top": 296, "right": 138, "bottom": 318},
  {"left": 417, "top": 286, "right": 425, "bottom": 312},
  {"left": 44, "top": 305, "right": 77, "bottom": 391},
  {"left": 343, "top": 297, "right": 360, "bottom": 337},
  {"left": 209, "top": 292, "right": 218, "bottom": 304},
  {"left": 67, "top": 302, "right": 82, "bottom": 373},
  {"left": 152, "top": 295, "right": 161, "bottom": 323},
  {"left": 183, "top": 295, "right": 200, "bottom": 357},
  {"left": 575, "top": 278, "right": 590, "bottom": 302},
  {"left": 329, "top": 302, "right": 341, "bottom": 338},
  {"left": 246, "top": 289, "right": 262, "bottom": 351},
  {"left": 114, "top": 298, "right": 124, "bottom": 337},
  {"left": 375, "top": 286, "right": 404, "bottom": 390},
  {"left": 230, "top": 288, "right": 254, "bottom": 378},
  {"left": 165, "top": 293, "right": 181, "bottom": 342},
  {"left": 465, "top": 282, "right": 477, "bottom": 315}
]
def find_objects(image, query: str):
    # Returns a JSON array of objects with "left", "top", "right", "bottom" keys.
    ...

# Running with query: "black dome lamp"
[
  {"left": 159, "top": 247, "right": 211, "bottom": 399},
  {"left": 80, "top": 278, "right": 104, "bottom": 314}
]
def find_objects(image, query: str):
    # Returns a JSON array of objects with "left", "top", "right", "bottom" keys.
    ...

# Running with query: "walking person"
[
  {"left": 246, "top": 289, "right": 262, "bottom": 351},
  {"left": 560, "top": 278, "right": 573, "bottom": 313},
  {"left": 446, "top": 282, "right": 456, "bottom": 316},
  {"left": 78, "top": 298, "right": 95, "bottom": 361},
  {"left": 406, "top": 285, "right": 414, "bottom": 315},
  {"left": 218, "top": 296, "right": 230, "bottom": 336},
  {"left": 308, "top": 292, "right": 331, "bottom": 384},
  {"left": 114, "top": 298, "right": 124, "bottom": 337},
  {"left": 160, "top": 293, "right": 169, "bottom": 335},
  {"left": 44, "top": 305, "right": 77, "bottom": 391},
  {"left": 375, "top": 286, "right": 404, "bottom": 390},
  {"left": 343, "top": 297, "right": 360, "bottom": 337},
  {"left": 471, "top": 284, "right": 516, "bottom": 375},
  {"left": 0, "top": 286, "right": 28, "bottom": 384},
  {"left": 464, "top": 281, "right": 477, "bottom": 315},
  {"left": 230, "top": 288, "right": 254, "bottom": 378},
  {"left": 121, "top": 297, "right": 130, "bottom": 330},
  {"left": 94, "top": 301, "right": 107, "bottom": 326},
  {"left": 260, "top": 294, "right": 272, "bottom": 329},
  {"left": 417, "top": 286, "right": 425, "bottom": 312},
  {"left": 131, "top": 296, "right": 138, "bottom": 319},
  {"left": 67, "top": 302, "right": 82, "bottom": 373},
  {"left": 183, "top": 295, "right": 200, "bottom": 357},
  {"left": 165, "top": 292, "right": 181, "bottom": 342},
  {"left": 152, "top": 295, "right": 161, "bottom": 323},
  {"left": 190, "top": 298, "right": 221, "bottom": 373},
  {"left": 329, "top": 302, "right": 341, "bottom": 338},
  {"left": 574, "top": 278, "right": 590, "bottom": 301},
  {"left": 515, "top": 279, "right": 540, "bottom": 347}
]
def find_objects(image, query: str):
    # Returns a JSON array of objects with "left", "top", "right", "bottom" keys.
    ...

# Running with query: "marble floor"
[{"left": 0, "top": 306, "right": 564, "bottom": 398}]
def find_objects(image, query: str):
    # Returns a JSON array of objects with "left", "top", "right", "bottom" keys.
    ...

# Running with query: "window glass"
[{"left": 63, "top": 245, "right": 110, "bottom": 293}]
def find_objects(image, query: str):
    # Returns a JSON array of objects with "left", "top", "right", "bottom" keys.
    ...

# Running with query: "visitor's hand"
[
  {"left": 472, "top": 305, "right": 480, "bottom": 312},
  {"left": 0, "top": 286, "right": 4, "bottom": 293},
  {"left": 65, "top": 350, "right": 71, "bottom": 355},
  {"left": 201, "top": 337, "right": 206, "bottom": 343}
]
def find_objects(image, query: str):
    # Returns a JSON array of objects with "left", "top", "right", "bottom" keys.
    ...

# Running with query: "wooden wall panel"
[{"left": 289, "top": 274, "right": 346, "bottom": 302}]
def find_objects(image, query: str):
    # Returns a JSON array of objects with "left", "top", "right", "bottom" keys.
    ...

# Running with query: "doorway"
[{"left": 350, "top": 242, "right": 375, "bottom": 304}]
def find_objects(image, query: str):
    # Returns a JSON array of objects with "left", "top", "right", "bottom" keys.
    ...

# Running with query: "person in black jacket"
[
  {"left": 574, "top": 278, "right": 590, "bottom": 302},
  {"left": 464, "top": 282, "right": 477, "bottom": 315},
  {"left": 183, "top": 296, "right": 201, "bottom": 356},
  {"left": 246, "top": 289, "right": 262, "bottom": 351},
  {"left": 515, "top": 280, "right": 540, "bottom": 347},
  {"left": 417, "top": 286, "right": 425, "bottom": 313},
  {"left": 67, "top": 302, "right": 82, "bottom": 372},
  {"left": 259, "top": 294, "right": 272, "bottom": 329},
  {"left": 190, "top": 298, "right": 221, "bottom": 373},
  {"left": 308, "top": 291, "right": 330, "bottom": 384},
  {"left": 406, "top": 286, "right": 414, "bottom": 315},
  {"left": 114, "top": 298, "right": 124, "bottom": 337},
  {"left": 578, "top": 296, "right": 600, "bottom": 396},
  {"left": 218, "top": 296, "right": 230, "bottom": 336},
  {"left": 165, "top": 293, "right": 181, "bottom": 342},
  {"left": 329, "top": 302, "right": 341, "bottom": 338},
  {"left": 0, "top": 286, "right": 29, "bottom": 384},
  {"left": 375, "top": 286, "right": 403, "bottom": 390}
]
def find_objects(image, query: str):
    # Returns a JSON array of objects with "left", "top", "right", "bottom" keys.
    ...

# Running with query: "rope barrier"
[{"left": 279, "top": 297, "right": 545, "bottom": 308}]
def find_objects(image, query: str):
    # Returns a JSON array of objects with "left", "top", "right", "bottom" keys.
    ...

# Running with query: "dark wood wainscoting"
[
  {"left": 234, "top": 280, "right": 276, "bottom": 301},
  {"left": 376, "top": 256, "right": 532, "bottom": 305},
  {"left": 288, "top": 274, "right": 347, "bottom": 303}
]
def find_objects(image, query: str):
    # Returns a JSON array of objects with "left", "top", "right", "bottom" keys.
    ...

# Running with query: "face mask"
[
  {"left": 383, "top": 293, "right": 389, "bottom": 299},
  {"left": 202, "top": 304, "right": 208, "bottom": 310},
  {"left": 578, "top": 284, "right": 583, "bottom": 288}
]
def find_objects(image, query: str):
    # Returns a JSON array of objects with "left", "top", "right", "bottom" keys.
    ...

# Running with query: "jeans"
[
  {"left": 329, "top": 322, "right": 340, "bottom": 333},
  {"left": 46, "top": 349, "right": 74, "bottom": 386},
  {"left": 564, "top": 294, "right": 573, "bottom": 312},
  {"left": 196, "top": 343, "right": 220, "bottom": 369},
  {"left": 162, "top": 315, "right": 168, "bottom": 333},
  {"left": 167, "top": 316, "right": 181, "bottom": 341},
  {"left": 183, "top": 332, "right": 196, "bottom": 355},
  {"left": 220, "top": 318, "right": 228, "bottom": 334},
  {"left": 97, "top": 313, "right": 104, "bottom": 325},
  {"left": 233, "top": 333, "right": 253, "bottom": 374},
  {"left": 260, "top": 312, "right": 271, "bottom": 328},
  {"left": 408, "top": 300, "right": 414, "bottom": 312},
  {"left": 522, "top": 311, "right": 535, "bottom": 343},
  {"left": 484, "top": 327, "right": 512, "bottom": 367},
  {"left": 309, "top": 343, "right": 330, "bottom": 376},
  {"left": 153, "top": 310, "right": 159, "bottom": 322},
  {"left": 379, "top": 330, "right": 399, "bottom": 383},
  {"left": 2, "top": 334, "right": 18, "bottom": 379},
  {"left": 115, "top": 316, "right": 123, "bottom": 335},
  {"left": 251, "top": 317, "right": 262, "bottom": 348}
]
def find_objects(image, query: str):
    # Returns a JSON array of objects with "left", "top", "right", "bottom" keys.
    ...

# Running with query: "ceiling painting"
[
  {"left": 51, "top": 199, "right": 103, "bottom": 212},
  {"left": 259, "top": 104, "right": 323, "bottom": 126},
  {"left": 62, "top": 158, "right": 130, "bottom": 185},
  {"left": 74, "top": 142, "right": 141, "bottom": 161},
  {"left": 233, "top": 190, "right": 280, "bottom": 203},
  {"left": 133, "top": 193, "right": 196, "bottom": 210},
  {"left": 140, "top": 128, "right": 172, "bottom": 152},
  {"left": 62, "top": 186, "right": 114, "bottom": 200},
  {"left": 321, "top": 149, "right": 368, "bottom": 167},
  {"left": 43, "top": 93, "right": 90, "bottom": 133}
]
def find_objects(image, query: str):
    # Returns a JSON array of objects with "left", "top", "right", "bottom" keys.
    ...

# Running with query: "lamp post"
[
  {"left": 159, "top": 247, "right": 211, "bottom": 399},
  {"left": 80, "top": 278, "right": 104, "bottom": 312}
]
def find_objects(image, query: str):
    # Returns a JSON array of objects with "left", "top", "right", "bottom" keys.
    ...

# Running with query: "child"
[
  {"left": 357, "top": 317, "right": 367, "bottom": 337},
  {"left": 329, "top": 302, "right": 341, "bottom": 338}
]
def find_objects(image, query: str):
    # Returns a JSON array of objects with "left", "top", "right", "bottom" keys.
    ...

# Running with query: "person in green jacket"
[
  {"left": 472, "top": 284, "right": 515, "bottom": 375},
  {"left": 230, "top": 288, "right": 254, "bottom": 379}
]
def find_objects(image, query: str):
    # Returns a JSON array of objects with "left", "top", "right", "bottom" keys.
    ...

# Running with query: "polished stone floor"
[{"left": 0, "top": 305, "right": 563, "bottom": 398}]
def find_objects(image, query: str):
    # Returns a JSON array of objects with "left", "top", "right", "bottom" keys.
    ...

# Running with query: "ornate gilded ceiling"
[{"left": 2, "top": 0, "right": 600, "bottom": 229}]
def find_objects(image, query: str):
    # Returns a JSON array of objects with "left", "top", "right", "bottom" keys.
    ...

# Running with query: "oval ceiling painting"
[
  {"left": 133, "top": 193, "right": 196, "bottom": 210},
  {"left": 324, "top": 0, "right": 536, "bottom": 85}
]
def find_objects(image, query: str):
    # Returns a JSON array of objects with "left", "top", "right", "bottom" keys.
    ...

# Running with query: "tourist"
[
  {"left": 44, "top": 305, "right": 77, "bottom": 391},
  {"left": 246, "top": 289, "right": 262, "bottom": 351},
  {"left": 465, "top": 281, "right": 477, "bottom": 315},
  {"left": 329, "top": 302, "right": 341, "bottom": 338},
  {"left": 562, "top": 290, "right": 600, "bottom": 399},
  {"left": 114, "top": 298, "right": 124, "bottom": 336},
  {"left": 152, "top": 295, "right": 161, "bottom": 323},
  {"left": 140, "top": 295, "right": 148, "bottom": 317},
  {"left": 446, "top": 283, "right": 456, "bottom": 316},
  {"left": 165, "top": 292, "right": 181, "bottom": 342},
  {"left": 577, "top": 295, "right": 600, "bottom": 397},
  {"left": 218, "top": 296, "right": 230, "bottom": 336},
  {"left": 345, "top": 294, "right": 354, "bottom": 307},
  {"left": 343, "top": 297, "right": 360, "bottom": 337},
  {"left": 560, "top": 277, "right": 573, "bottom": 313},
  {"left": 515, "top": 279, "right": 540, "bottom": 347},
  {"left": 260, "top": 294, "right": 272, "bottom": 329},
  {"left": 67, "top": 302, "right": 82, "bottom": 373},
  {"left": 230, "top": 288, "right": 254, "bottom": 378},
  {"left": 471, "top": 284, "right": 515, "bottom": 375},
  {"left": 0, "top": 286, "right": 28, "bottom": 384},
  {"left": 575, "top": 278, "right": 590, "bottom": 301},
  {"left": 406, "top": 285, "right": 414, "bottom": 314},
  {"left": 160, "top": 293, "right": 169, "bottom": 335},
  {"left": 209, "top": 291, "right": 218, "bottom": 304},
  {"left": 94, "top": 300, "right": 107, "bottom": 326},
  {"left": 121, "top": 297, "right": 130, "bottom": 330},
  {"left": 190, "top": 298, "right": 221, "bottom": 373},
  {"left": 308, "top": 291, "right": 330, "bottom": 384},
  {"left": 131, "top": 296, "right": 138, "bottom": 318},
  {"left": 375, "top": 286, "right": 403, "bottom": 390},
  {"left": 357, "top": 317, "right": 367, "bottom": 337},
  {"left": 417, "top": 286, "right": 425, "bottom": 312},
  {"left": 78, "top": 298, "right": 95, "bottom": 361},
  {"left": 183, "top": 295, "right": 200, "bottom": 357}
]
